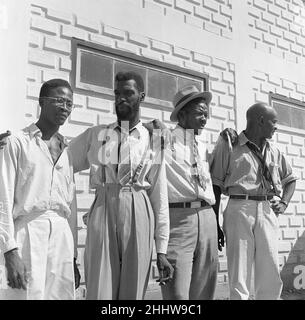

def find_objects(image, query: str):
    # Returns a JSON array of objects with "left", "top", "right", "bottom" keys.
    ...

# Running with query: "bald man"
[{"left": 210, "top": 103, "right": 297, "bottom": 300}]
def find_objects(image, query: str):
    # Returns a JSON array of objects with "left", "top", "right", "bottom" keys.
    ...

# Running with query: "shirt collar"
[
  {"left": 174, "top": 124, "right": 201, "bottom": 141},
  {"left": 112, "top": 120, "right": 143, "bottom": 136},
  {"left": 24, "top": 123, "right": 68, "bottom": 147},
  {"left": 239, "top": 131, "right": 270, "bottom": 150},
  {"left": 25, "top": 123, "right": 42, "bottom": 139},
  {"left": 238, "top": 131, "right": 249, "bottom": 146}
]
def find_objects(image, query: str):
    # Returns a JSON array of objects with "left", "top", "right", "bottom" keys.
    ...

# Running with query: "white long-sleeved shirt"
[
  {"left": 165, "top": 125, "right": 216, "bottom": 205},
  {"left": 68, "top": 121, "right": 169, "bottom": 254},
  {"left": 0, "top": 123, "right": 75, "bottom": 253}
]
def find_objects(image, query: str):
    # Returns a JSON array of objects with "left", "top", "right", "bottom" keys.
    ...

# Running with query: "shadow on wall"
[{"left": 280, "top": 230, "right": 305, "bottom": 300}]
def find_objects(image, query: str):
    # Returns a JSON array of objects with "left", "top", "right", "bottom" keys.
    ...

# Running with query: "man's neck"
[
  {"left": 244, "top": 129, "right": 266, "bottom": 150},
  {"left": 177, "top": 122, "right": 199, "bottom": 135},
  {"left": 118, "top": 118, "right": 140, "bottom": 132},
  {"left": 35, "top": 119, "right": 59, "bottom": 140}
]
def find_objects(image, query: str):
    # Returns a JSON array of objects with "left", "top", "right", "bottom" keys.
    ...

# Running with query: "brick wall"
[
  {"left": 26, "top": 2, "right": 236, "bottom": 298},
  {"left": 142, "top": 0, "right": 233, "bottom": 39},
  {"left": 248, "top": 0, "right": 305, "bottom": 64}
]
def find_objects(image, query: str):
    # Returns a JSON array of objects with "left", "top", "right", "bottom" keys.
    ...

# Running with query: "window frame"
[
  {"left": 269, "top": 92, "right": 305, "bottom": 133},
  {"left": 71, "top": 38, "right": 209, "bottom": 108}
]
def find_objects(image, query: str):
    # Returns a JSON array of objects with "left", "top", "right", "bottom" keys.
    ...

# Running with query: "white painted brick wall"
[
  {"left": 46, "top": 8, "right": 73, "bottom": 24},
  {"left": 31, "top": 16, "right": 58, "bottom": 35},
  {"left": 175, "top": 0, "right": 193, "bottom": 14},
  {"left": 153, "top": 0, "right": 233, "bottom": 38},
  {"left": 28, "top": 50, "right": 56, "bottom": 68},
  {"left": 75, "top": 16, "right": 100, "bottom": 33},
  {"left": 248, "top": 0, "right": 305, "bottom": 65},
  {"left": 44, "top": 36, "right": 71, "bottom": 54},
  {"left": 128, "top": 32, "right": 150, "bottom": 47},
  {"left": 61, "top": 24, "right": 88, "bottom": 40},
  {"left": 103, "top": 25, "right": 125, "bottom": 40}
]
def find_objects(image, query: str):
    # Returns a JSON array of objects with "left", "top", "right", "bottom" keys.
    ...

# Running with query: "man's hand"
[
  {"left": 74, "top": 258, "right": 81, "bottom": 289},
  {"left": 269, "top": 199, "right": 287, "bottom": 216},
  {"left": 0, "top": 131, "right": 11, "bottom": 149},
  {"left": 219, "top": 128, "right": 238, "bottom": 149},
  {"left": 143, "top": 119, "right": 167, "bottom": 132},
  {"left": 156, "top": 253, "right": 174, "bottom": 286},
  {"left": 4, "top": 249, "right": 28, "bottom": 290},
  {"left": 217, "top": 225, "right": 225, "bottom": 251},
  {"left": 143, "top": 119, "right": 171, "bottom": 149}
]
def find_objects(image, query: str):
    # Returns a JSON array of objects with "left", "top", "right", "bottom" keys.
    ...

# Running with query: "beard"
[{"left": 115, "top": 102, "right": 140, "bottom": 121}]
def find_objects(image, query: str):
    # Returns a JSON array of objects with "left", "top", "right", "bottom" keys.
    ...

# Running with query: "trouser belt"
[
  {"left": 169, "top": 200, "right": 210, "bottom": 209},
  {"left": 230, "top": 194, "right": 273, "bottom": 201}
]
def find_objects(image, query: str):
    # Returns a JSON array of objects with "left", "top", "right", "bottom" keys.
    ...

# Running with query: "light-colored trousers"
[
  {"left": 0, "top": 211, "right": 75, "bottom": 300},
  {"left": 84, "top": 184, "right": 154, "bottom": 300},
  {"left": 223, "top": 199, "right": 283, "bottom": 300},
  {"left": 161, "top": 206, "right": 218, "bottom": 300}
]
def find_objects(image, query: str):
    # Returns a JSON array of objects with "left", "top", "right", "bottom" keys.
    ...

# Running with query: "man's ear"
[
  {"left": 140, "top": 92, "right": 145, "bottom": 102},
  {"left": 258, "top": 115, "right": 264, "bottom": 126}
]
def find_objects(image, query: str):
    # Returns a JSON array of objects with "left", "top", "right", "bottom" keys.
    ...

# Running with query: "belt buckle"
[{"left": 190, "top": 201, "right": 201, "bottom": 209}]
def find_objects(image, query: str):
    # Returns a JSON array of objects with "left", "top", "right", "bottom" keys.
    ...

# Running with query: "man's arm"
[
  {"left": 209, "top": 136, "right": 232, "bottom": 251},
  {"left": 270, "top": 148, "right": 298, "bottom": 216},
  {"left": 270, "top": 180, "right": 296, "bottom": 216},
  {"left": 212, "top": 185, "right": 225, "bottom": 251},
  {"left": 142, "top": 119, "right": 172, "bottom": 149},
  {"left": 68, "top": 128, "right": 93, "bottom": 173},
  {"left": 0, "top": 137, "right": 28, "bottom": 289},
  {"left": 68, "top": 187, "right": 81, "bottom": 289},
  {"left": 147, "top": 136, "right": 174, "bottom": 285}
]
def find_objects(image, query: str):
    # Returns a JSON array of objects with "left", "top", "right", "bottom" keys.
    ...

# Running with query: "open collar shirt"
[
  {"left": 209, "top": 131, "right": 298, "bottom": 196},
  {"left": 0, "top": 123, "right": 75, "bottom": 253}
]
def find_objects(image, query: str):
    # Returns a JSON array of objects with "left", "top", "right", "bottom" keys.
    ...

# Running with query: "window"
[
  {"left": 269, "top": 93, "right": 305, "bottom": 131},
  {"left": 71, "top": 38, "right": 209, "bottom": 109}
]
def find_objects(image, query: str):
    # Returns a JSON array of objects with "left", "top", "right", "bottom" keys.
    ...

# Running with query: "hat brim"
[{"left": 170, "top": 91, "right": 212, "bottom": 122}]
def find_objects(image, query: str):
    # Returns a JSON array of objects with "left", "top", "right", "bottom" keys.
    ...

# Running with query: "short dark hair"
[
  {"left": 39, "top": 78, "right": 73, "bottom": 98},
  {"left": 115, "top": 71, "right": 145, "bottom": 92}
]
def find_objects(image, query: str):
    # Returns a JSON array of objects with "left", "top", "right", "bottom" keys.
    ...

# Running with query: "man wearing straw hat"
[{"left": 158, "top": 85, "right": 223, "bottom": 300}]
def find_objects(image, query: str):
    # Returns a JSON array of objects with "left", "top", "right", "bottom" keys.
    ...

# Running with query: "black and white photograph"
[{"left": 0, "top": 0, "right": 305, "bottom": 316}]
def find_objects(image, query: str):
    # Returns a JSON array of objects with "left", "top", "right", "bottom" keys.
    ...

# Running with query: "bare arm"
[
  {"left": 212, "top": 185, "right": 225, "bottom": 251},
  {"left": 270, "top": 180, "right": 296, "bottom": 216}
]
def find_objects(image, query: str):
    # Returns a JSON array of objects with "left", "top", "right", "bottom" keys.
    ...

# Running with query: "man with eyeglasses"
[{"left": 0, "top": 78, "right": 80, "bottom": 299}]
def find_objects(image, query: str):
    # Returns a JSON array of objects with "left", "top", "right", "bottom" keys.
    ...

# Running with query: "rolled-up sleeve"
[
  {"left": 0, "top": 137, "right": 19, "bottom": 253},
  {"left": 279, "top": 152, "right": 298, "bottom": 187},
  {"left": 209, "top": 136, "right": 230, "bottom": 191},
  {"left": 147, "top": 147, "right": 169, "bottom": 254}
]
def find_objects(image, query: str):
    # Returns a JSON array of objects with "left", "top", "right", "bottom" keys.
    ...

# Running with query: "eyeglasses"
[{"left": 40, "top": 97, "right": 74, "bottom": 111}]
